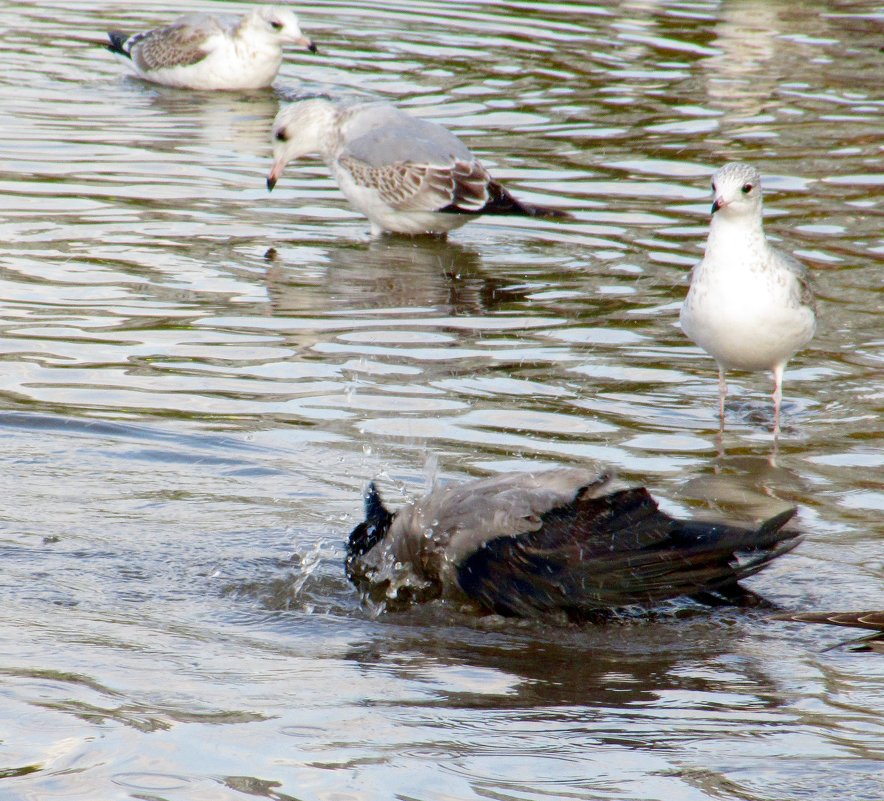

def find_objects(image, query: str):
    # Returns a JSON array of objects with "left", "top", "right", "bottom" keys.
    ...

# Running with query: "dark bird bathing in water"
[{"left": 345, "top": 468, "right": 801, "bottom": 620}]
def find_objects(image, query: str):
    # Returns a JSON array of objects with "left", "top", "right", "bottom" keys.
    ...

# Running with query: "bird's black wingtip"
[
  {"left": 105, "top": 31, "right": 131, "bottom": 58},
  {"left": 760, "top": 506, "right": 798, "bottom": 535},
  {"left": 345, "top": 481, "right": 394, "bottom": 572},
  {"left": 364, "top": 481, "right": 387, "bottom": 521}
]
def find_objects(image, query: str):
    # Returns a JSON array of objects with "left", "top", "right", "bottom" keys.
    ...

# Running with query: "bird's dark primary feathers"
[
  {"left": 106, "top": 31, "right": 133, "bottom": 58},
  {"left": 345, "top": 469, "right": 801, "bottom": 619},
  {"left": 441, "top": 179, "right": 573, "bottom": 221}
]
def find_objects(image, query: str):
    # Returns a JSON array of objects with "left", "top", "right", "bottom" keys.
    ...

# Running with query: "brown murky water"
[{"left": 0, "top": 1, "right": 882, "bottom": 799}]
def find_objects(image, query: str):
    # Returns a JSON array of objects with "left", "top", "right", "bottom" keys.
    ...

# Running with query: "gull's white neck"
[
  {"left": 704, "top": 209, "right": 767, "bottom": 264},
  {"left": 277, "top": 102, "right": 340, "bottom": 164},
  {"left": 308, "top": 106, "right": 340, "bottom": 162}
]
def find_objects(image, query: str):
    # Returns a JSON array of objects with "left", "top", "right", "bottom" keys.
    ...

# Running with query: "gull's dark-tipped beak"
[
  {"left": 294, "top": 35, "right": 317, "bottom": 53},
  {"left": 711, "top": 198, "right": 724, "bottom": 214},
  {"left": 267, "top": 155, "right": 287, "bottom": 192}
]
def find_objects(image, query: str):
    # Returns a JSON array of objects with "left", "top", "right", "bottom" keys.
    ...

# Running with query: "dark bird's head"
[{"left": 345, "top": 482, "right": 393, "bottom": 581}]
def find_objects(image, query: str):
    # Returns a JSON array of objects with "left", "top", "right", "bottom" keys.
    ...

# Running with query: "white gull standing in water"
[
  {"left": 106, "top": 6, "right": 317, "bottom": 91},
  {"left": 680, "top": 162, "right": 816, "bottom": 434},
  {"left": 266, "top": 96, "right": 572, "bottom": 236}
]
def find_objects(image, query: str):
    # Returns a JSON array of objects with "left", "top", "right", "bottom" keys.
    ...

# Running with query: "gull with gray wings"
[{"left": 267, "top": 96, "right": 572, "bottom": 236}]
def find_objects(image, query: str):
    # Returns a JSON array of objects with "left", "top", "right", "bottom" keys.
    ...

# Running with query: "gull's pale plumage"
[
  {"left": 106, "top": 6, "right": 316, "bottom": 90},
  {"left": 680, "top": 162, "right": 816, "bottom": 433},
  {"left": 267, "top": 96, "right": 572, "bottom": 235},
  {"left": 346, "top": 468, "right": 800, "bottom": 619}
]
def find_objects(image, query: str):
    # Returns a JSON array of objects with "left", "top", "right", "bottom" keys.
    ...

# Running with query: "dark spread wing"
[{"left": 457, "top": 488, "right": 800, "bottom": 618}]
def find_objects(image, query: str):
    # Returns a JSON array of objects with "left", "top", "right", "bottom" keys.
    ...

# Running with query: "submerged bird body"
[
  {"left": 680, "top": 162, "right": 816, "bottom": 428},
  {"left": 106, "top": 6, "right": 316, "bottom": 90},
  {"left": 346, "top": 468, "right": 800, "bottom": 619},
  {"left": 267, "top": 97, "right": 571, "bottom": 235}
]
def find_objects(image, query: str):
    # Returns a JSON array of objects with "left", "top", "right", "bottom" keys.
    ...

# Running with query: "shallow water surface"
[{"left": 0, "top": 1, "right": 882, "bottom": 799}]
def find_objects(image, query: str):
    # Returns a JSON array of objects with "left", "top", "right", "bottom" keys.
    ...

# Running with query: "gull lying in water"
[
  {"left": 775, "top": 611, "right": 884, "bottom": 653},
  {"left": 346, "top": 468, "right": 800, "bottom": 619},
  {"left": 267, "top": 96, "right": 572, "bottom": 236},
  {"left": 680, "top": 162, "right": 816, "bottom": 434},
  {"left": 106, "top": 6, "right": 317, "bottom": 90}
]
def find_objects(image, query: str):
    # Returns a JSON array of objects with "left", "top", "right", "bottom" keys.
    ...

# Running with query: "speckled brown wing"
[
  {"left": 338, "top": 154, "right": 491, "bottom": 213},
  {"left": 129, "top": 23, "right": 213, "bottom": 71}
]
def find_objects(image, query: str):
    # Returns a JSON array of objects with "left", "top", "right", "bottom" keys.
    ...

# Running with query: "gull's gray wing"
[{"left": 770, "top": 245, "right": 816, "bottom": 311}]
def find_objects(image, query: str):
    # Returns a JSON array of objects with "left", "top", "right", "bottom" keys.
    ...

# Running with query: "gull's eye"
[
  {"left": 275, "top": 129, "right": 288, "bottom": 142},
  {"left": 711, "top": 180, "right": 715, "bottom": 192},
  {"left": 741, "top": 183, "right": 753, "bottom": 194},
  {"left": 270, "top": 20, "right": 284, "bottom": 30}
]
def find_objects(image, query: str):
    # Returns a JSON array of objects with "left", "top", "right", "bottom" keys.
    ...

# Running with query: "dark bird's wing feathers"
[
  {"left": 441, "top": 178, "right": 573, "bottom": 220},
  {"left": 106, "top": 31, "right": 132, "bottom": 58},
  {"left": 457, "top": 488, "right": 800, "bottom": 618}
]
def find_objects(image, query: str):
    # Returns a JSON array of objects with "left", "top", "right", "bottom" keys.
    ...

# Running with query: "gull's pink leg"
[
  {"left": 772, "top": 363, "right": 784, "bottom": 437},
  {"left": 717, "top": 367, "right": 727, "bottom": 428}
]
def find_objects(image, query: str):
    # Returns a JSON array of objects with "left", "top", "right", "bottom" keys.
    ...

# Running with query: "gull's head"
[
  {"left": 250, "top": 6, "right": 317, "bottom": 53},
  {"left": 267, "top": 97, "right": 337, "bottom": 191},
  {"left": 710, "top": 162, "right": 763, "bottom": 217}
]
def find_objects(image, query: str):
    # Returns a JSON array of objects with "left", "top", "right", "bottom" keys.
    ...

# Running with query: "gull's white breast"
[{"left": 681, "top": 244, "right": 815, "bottom": 372}]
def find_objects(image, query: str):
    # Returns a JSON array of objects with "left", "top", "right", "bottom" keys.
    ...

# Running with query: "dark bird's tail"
[
  {"left": 482, "top": 181, "right": 573, "bottom": 220},
  {"left": 106, "top": 31, "right": 132, "bottom": 59},
  {"left": 440, "top": 177, "right": 573, "bottom": 221}
]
